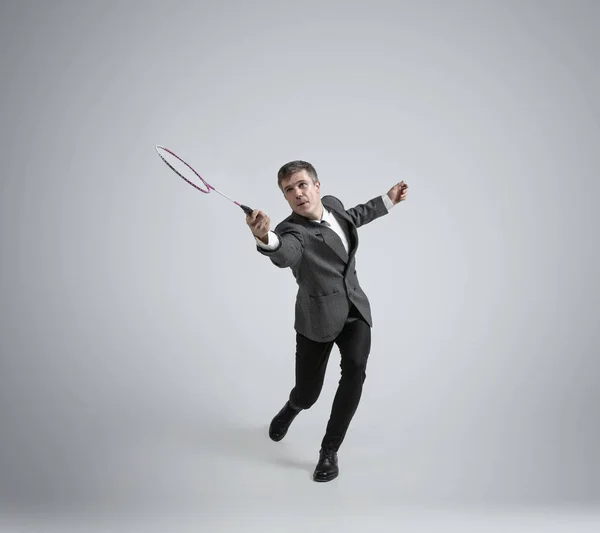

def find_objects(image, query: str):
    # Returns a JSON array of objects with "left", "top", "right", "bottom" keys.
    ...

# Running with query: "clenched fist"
[
  {"left": 387, "top": 181, "right": 409, "bottom": 205},
  {"left": 246, "top": 210, "right": 271, "bottom": 242}
]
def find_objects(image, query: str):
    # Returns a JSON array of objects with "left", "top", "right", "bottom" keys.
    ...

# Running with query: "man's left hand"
[{"left": 387, "top": 181, "right": 409, "bottom": 205}]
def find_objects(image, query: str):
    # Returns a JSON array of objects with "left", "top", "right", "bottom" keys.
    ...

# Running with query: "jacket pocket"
[{"left": 309, "top": 289, "right": 340, "bottom": 299}]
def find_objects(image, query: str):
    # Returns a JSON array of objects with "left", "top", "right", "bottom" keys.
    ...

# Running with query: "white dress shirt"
[{"left": 255, "top": 194, "right": 395, "bottom": 251}]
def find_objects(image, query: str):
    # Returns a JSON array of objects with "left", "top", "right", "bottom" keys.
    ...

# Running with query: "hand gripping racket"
[{"left": 155, "top": 145, "right": 254, "bottom": 215}]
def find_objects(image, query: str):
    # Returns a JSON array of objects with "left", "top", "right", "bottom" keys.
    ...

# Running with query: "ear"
[{"left": 315, "top": 180, "right": 321, "bottom": 192}]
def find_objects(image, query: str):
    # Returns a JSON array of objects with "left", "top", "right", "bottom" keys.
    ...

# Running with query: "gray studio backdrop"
[{"left": 1, "top": 0, "right": 599, "bottom": 526}]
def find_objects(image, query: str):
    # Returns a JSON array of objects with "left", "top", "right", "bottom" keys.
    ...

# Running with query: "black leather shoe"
[
  {"left": 313, "top": 448, "right": 339, "bottom": 482},
  {"left": 269, "top": 401, "right": 300, "bottom": 442}
]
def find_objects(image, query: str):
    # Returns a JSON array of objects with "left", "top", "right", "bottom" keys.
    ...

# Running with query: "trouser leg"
[
  {"left": 289, "top": 333, "right": 335, "bottom": 410},
  {"left": 320, "top": 315, "right": 371, "bottom": 451}
]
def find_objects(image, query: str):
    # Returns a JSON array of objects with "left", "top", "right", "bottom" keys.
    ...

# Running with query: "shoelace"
[{"left": 320, "top": 448, "right": 336, "bottom": 460}]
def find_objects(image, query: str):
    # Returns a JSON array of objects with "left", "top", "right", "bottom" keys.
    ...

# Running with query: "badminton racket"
[{"left": 155, "top": 145, "right": 254, "bottom": 215}]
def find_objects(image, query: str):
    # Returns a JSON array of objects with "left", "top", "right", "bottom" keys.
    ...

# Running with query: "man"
[{"left": 246, "top": 160, "right": 408, "bottom": 482}]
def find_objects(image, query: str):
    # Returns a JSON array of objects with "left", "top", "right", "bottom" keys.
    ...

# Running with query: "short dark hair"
[{"left": 277, "top": 160, "right": 318, "bottom": 190}]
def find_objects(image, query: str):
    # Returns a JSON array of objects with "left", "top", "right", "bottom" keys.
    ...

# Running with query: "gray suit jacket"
[{"left": 257, "top": 194, "right": 389, "bottom": 342}]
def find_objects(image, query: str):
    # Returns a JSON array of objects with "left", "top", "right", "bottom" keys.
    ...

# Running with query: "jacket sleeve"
[
  {"left": 327, "top": 195, "right": 389, "bottom": 228},
  {"left": 256, "top": 225, "right": 304, "bottom": 268}
]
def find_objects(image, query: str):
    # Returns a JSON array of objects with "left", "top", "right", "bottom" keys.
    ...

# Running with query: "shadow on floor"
[{"left": 178, "top": 418, "right": 316, "bottom": 476}]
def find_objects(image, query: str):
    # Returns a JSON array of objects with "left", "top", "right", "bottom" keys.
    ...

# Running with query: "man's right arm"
[
  {"left": 255, "top": 231, "right": 280, "bottom": 250},
  {"left": 256, "top": 228, "right": 303, "bottom": 268},
  {"left": 246, "top": 210, "right": 303, "bottom": 268},
  {"left": 246, "top": 210, "right": 304, "bottom": 268}
]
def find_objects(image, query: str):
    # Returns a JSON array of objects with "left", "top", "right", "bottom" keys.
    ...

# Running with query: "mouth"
[{"left": 296, "top": 200, "right": 308, "bottom": 207}]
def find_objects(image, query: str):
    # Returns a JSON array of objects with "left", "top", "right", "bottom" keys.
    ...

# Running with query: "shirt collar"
[{"left": 311, "top": 206, "right": 332, "bottom": 224}]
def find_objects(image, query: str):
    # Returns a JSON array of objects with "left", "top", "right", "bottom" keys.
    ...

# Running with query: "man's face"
[{"left": 281, "top": 170, "right": 322, "bottom": 220}]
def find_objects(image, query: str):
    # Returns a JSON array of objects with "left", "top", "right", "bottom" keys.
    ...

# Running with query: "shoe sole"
[
  {"left": 269, "top": 431, "right": 286, "bottom": 442},
  {"left": 313, "top": 471, "right": 339, "bottom": 482}
]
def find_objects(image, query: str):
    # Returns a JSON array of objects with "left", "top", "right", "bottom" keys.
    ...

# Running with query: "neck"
[{"left": 307, "top": 202, "right": 324, "bottom": 221}]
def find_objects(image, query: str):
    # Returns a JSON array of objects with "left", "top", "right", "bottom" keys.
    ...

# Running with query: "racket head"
[{"left": 155, "top": 145, "right": 212, "bottom": 194}]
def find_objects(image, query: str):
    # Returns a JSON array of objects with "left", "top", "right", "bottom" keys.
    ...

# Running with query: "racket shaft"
[
  {"left": 211, "top": 186, "right": 236, "bottom": 203},
  {"left": 211, "top": 185, "right": 254, "bottom": 215}
]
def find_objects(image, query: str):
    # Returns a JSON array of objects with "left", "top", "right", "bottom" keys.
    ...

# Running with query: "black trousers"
[{"left": 288, "top": 304, "right": 371, "bottom": 452}]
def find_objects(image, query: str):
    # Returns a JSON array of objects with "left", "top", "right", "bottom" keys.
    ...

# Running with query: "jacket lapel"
[
  {"left": 323, "top": 199, "right": 358, "bottom": 260},
  {"left": 289, "top": 198, "right": 358, "bottom": 264}
]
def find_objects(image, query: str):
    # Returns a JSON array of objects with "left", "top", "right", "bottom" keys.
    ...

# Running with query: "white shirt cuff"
[
  {"left": 255, "top": 231, "right": 280, "bottom": 250},
  {"left": 382, "top": 193, "right": 395, "bottom": 211}
]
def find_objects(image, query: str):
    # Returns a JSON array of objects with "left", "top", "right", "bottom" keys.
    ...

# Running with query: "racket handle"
[{"left": 240, "top": 204, "right": 254, "bottom": 215}]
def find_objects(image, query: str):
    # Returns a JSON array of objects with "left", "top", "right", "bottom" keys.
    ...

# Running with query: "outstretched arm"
[
  {"left": 345, "top": 181, "right": 409, "bottom": 228},
  {"left": 246, "top": 210, "right": 304, "bottom": 268}
]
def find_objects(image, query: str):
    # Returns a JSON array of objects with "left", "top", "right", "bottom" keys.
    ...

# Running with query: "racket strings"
[
  {"left": 155, "top": 145, "right": 254, "bottom": 215},
  {"left": 155, "top": 145, "right": 210, "bottom": 193}
]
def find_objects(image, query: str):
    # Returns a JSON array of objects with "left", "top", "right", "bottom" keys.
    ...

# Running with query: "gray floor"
[{"left": 1, "top": 406, "right": 600, "bottom": 532}]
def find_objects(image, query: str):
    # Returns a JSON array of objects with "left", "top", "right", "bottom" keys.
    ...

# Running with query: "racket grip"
[{"left": 240, "top": 204, "right": 254, "bottom": 215}]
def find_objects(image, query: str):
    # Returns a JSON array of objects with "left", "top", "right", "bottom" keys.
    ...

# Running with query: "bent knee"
[
  {"left": 341, "top": 355, "right": 368, "bottom": 375},
  {"left": 292, "top": 393, "right": 320, "bottom": 410}
]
